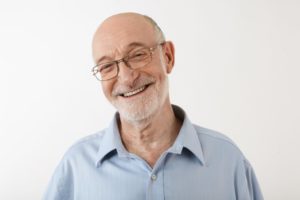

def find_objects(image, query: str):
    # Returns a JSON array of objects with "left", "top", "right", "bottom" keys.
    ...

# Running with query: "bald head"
[
  {"left": 92, "top": 12, "right": 165, "bottom": 63},
  {"left": 140, "top": 14, "right": 166, "bottom": 42}
]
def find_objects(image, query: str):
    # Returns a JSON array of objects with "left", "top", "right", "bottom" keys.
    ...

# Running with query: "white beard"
[{"left": 111, "top": 78, "right": 169, "bottom": 123}]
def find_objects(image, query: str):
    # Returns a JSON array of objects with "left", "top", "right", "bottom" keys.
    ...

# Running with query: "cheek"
[
  {"left": 148, "top": 58, "right": 169, "bottom": 77},
  {"left": 153, "top": 65, "right": 169, "bottom": 82},
  {"left": 101, "top": 82, "right": 114, "bottom": 99},
  {"left": 156, "top": 58, "right": 170, "bottom": 77}
]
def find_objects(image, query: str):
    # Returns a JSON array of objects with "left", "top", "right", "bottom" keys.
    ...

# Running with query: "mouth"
[{"left": 119, "top": 84, "right": 151, "bottom": 98}]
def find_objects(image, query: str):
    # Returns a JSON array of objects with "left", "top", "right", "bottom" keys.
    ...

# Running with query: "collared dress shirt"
[{"left": 43, "top": 105, "right": 263, "bottom": 200}]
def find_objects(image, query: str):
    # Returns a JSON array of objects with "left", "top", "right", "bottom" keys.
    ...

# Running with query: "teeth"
[{"left": 123, "top": 86, "right": 146, "bottom": 97}]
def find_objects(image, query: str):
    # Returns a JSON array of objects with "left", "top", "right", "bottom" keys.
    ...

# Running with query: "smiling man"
[{"left": 43, "top": 12, "right": 263, "bottom": 200}]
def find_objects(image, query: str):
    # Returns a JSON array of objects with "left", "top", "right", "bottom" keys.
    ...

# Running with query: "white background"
[{"left": 0, "top": 0, "right": 299, "bottom": 199}]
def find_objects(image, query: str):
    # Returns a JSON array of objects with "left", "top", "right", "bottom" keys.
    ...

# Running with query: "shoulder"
[
  {"left": 193, "top": 124, "right": 237, "bottom": 146},
  {"left": 61, "top": 130, "right": 106, "bottom": 162},
  {"left": 193, "top": 124, "right": 246, "bottom": 159},
  {"left": 44, "top": 131, "right": 107, "bottom": 199}
]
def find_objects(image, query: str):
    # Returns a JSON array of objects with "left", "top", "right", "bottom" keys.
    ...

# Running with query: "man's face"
[{"left": 92, "top": 14, "right": 174, "bottom": 122}]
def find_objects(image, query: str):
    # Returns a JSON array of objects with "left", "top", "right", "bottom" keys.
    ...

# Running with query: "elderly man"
[{"left": 44, "top": 12, "right": 263, "bottom": 200}]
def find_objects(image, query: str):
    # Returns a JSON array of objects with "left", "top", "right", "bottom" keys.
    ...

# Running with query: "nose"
[{"left": 117, "top": 61, "right": 139, "bottom": 85}]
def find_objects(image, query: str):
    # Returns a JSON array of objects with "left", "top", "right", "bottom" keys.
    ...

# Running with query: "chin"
[
  {"left": 113, "top": 92, "right": 161, "bottom": 123},
  {"left": 112, "top": 79, "right": 169, "bottom": 124}
]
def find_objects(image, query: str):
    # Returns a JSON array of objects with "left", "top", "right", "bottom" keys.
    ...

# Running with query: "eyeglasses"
[{"left": 92, "top": 43, "right": 164, "bottom": 81}]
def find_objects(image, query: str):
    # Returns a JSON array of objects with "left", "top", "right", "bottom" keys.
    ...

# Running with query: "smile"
[{"left": 121, "top": 85, "right": 148, "bottom": 97}]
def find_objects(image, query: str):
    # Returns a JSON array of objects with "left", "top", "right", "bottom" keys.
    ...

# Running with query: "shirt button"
[{"left": 151, "top": 174, "right": 157, "bottom": 181}]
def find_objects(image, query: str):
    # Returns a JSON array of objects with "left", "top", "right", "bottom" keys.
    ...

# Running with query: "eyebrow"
[{"left": 95, "top": 42, "right": 148, "bottom": 65}]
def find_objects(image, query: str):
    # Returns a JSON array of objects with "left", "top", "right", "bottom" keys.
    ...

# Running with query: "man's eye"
[
  {"left": 99, "top": 63, "right": 114, "bottom": 73},
  {"left": 130, "top": 51, "right": 148, "bottom": 60},
  {"left": 134, "top": 52, "right": 146, "bottom": 57}
]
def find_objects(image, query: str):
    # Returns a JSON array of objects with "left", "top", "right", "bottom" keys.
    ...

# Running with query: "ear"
[{"left": 162, "top": 41, "right": 175, "bottom": 74}]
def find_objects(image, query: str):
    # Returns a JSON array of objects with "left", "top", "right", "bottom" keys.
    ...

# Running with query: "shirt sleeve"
[
  {"left": 235, "top": 158, "right": 264, "bottom": 200},
  {"left": 43, "top": 158, "right": 74, "bottom": 200}
]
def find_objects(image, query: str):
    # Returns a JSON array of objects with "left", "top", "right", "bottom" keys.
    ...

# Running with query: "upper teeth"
[{"left": 123, "top": 86, "right": 146, "bottom": 97}]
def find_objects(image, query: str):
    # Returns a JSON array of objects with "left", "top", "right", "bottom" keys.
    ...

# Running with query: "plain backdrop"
[{"left": 0, "top": 0, "right": 299, "bottom": 199}]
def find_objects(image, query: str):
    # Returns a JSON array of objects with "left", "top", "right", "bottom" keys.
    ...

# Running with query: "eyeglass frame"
[{"left": 91, "top": 42, "right": 165, "bottom": 81}]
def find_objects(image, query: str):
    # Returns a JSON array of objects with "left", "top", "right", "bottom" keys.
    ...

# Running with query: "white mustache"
[{"left": 112, "top": 76, "right": 155, "bottom": 96}]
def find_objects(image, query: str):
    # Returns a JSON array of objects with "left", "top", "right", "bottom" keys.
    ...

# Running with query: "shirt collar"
[
  {"left": 95, "top": 105, "right": 205, "bottom": 167},
  {"left": 168, "top": 105, "right": 205, "bottom": 165},
  {"left": 95, "top": 113, "right": 129, "bottom": 167}
]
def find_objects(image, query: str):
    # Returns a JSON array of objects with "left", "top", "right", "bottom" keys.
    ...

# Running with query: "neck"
[{"left": 118, "top": 103, "right": 182, "bottom": 168}]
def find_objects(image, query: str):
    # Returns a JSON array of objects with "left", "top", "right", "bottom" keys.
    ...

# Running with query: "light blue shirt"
[{"left": 44, "top": 105, "right": 263, "bottom": 200}]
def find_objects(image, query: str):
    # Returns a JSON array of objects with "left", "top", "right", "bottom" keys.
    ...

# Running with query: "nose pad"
[{"left": 118, "top": 59, "right": 131, "bottom": 69}]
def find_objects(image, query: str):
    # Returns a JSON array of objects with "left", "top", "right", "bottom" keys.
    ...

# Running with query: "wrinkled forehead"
[{"left": 92, "top": 14, "right": 160, "bottom": 62}]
